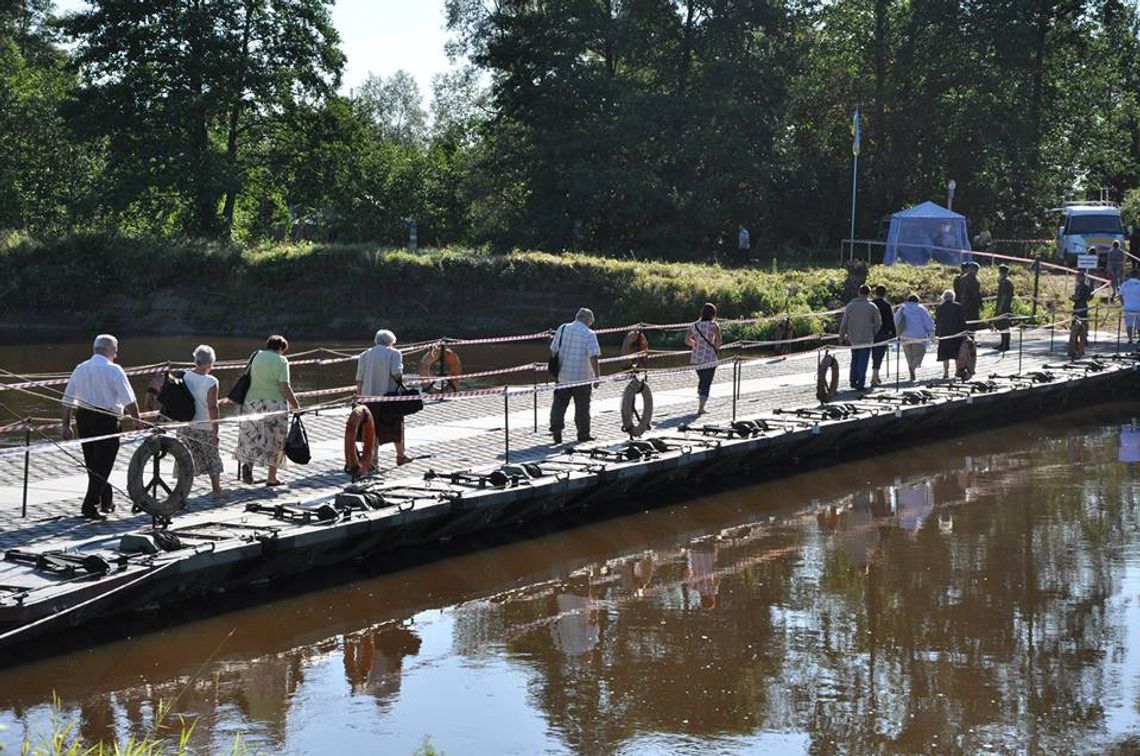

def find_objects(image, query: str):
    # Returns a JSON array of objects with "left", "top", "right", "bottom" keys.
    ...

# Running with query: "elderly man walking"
[
  {"left": 60, "top": 334, "right": 141, "bottom": 519},
  {"left": 838, "top": 285, "right": 882, "bottom": 391},
  {"left": 550, "top": 307, "right": 601, "bottom": 444}
]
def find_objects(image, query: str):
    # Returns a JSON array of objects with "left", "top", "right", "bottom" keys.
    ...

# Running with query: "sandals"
[
  {"left": 396, "top": 455, "right": 413, "bottom": 466},
  {"left": 265, "top": 480, "right": 285, "bottom": 487}
]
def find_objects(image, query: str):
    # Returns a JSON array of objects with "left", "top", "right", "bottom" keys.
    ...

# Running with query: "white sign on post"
[{"left": 1077, "top": 253, "right": 1099, "bottom": 269}]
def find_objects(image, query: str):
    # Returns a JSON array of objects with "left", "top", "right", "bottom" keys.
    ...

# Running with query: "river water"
[{"left": 0, "top": 404, "right": 1139, "bottom": 752}]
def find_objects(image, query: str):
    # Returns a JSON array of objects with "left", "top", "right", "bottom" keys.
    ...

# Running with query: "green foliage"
[{"left": 16, "top": 694, "right": 225, "bottom": 755}]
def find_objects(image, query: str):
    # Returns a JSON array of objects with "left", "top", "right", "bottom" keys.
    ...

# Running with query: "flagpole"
[
  {"left": 849, "top": 153, "right": 858, "bottom": 262},
  {"left": 849, "top": 105, "right": 861, "bottom": 262}
]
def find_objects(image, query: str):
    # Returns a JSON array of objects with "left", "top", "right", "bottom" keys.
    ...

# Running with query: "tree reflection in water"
[{"left": 3, "top": 409, "right": 1140, "bottom": 753}]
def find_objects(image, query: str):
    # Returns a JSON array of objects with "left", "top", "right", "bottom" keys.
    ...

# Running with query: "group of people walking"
[
  {"left": 55, "top": 258, "right": 1125, "bottom": 519},
  {"left": 837, "top": 262, "right": 1018, "bottom": 388},
  {"left": 60, "top": 331, "right": 412, "bottom": 518}
]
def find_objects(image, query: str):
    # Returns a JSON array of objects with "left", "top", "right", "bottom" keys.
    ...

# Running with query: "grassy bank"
[{"left": 0, "top": 233, "right": 1073, "bottom": 343}]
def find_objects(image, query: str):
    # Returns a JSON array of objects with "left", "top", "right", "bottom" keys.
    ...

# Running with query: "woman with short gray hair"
[
  {"left": 935, "top": 289, "right": 968, "bottom": 379},
  {"left": 356, "top": 328, "right": 411, "bottom": 467},
  {"left": 179, "top": 344, "right": 224, "bottom": 497}
]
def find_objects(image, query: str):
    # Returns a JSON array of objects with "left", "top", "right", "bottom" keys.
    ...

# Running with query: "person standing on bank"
[
  {"left": 179, "top": 344, "right": 224, "bottom": 498},
  {"left": 356, "top": 328, "right": 411, "bottom": 467},
  {"left": 893, "top": 293, "right": 936, "bottom": 381},
  {"left": 935, "top": 290, "right": 968, "bottom": 379},
  {"left": 685, "top": 303, "right": 723, "bottom": 415},
  {"left": 958, "top": 261, "right": 982, "bottom": 329},
  {"left": 1072, "top": 270, "right": 1093, "bottom": 320},
  {"left": 1120, "top": 269, "right": 1140, "bottom": 344},
  {"left": 994, "top": 264, "right": 1014, "bottom": 352},
  {"left": 869, "top": 285, "right": 895, "bottom": 387},
  {"left": 737, "top": 225, "right": 751, "bottom": 265},
  {"left": 235, "top": 335, "right": 300, "bottom": 487},
  {"left": 1108, "top": 241, "right": 1126, "bottom": 298},
  {"left": 60, "top": 334, "right": 142, "bottom": 519},
  {"left": 838, "top": 285, "right": 881, "bottom": 391},
  {"left": 550, "top": 308, "right": 601, "bottom": 444}
]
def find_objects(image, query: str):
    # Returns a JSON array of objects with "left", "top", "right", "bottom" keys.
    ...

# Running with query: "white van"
[{"left": 1054, "top": 202, "right": 1125, "bottom": 267}]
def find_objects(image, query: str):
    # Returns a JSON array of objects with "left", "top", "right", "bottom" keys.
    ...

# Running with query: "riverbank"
[{"left": 0, "top": 234, "right": 1056, "bottom": 342}]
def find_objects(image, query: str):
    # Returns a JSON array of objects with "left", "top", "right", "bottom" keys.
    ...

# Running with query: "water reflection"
[{"left": 2, "top": 407, "right": 1140, "bottom": 752}]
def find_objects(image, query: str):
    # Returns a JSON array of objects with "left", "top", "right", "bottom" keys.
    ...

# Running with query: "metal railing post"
[
  {"left": 732, "top": 358, "right": 740, "bottom": 423},
  {"left": 533, "top": 369, "right": 538, "bottom": 433},
  {"left": 895, "top": 337, "right": 901, "bottom": 390},
  {"left": 1018, "top": 326, "right": 1024, "bottom": 374},
  {"left": 22, "top": 421, "right": 30, "bottom": 518},
  {"left": 503, "top": 387, "right": 510, "bottom": 464},
  {"left": 1117, "top": 310, "right": 1122, "bottom": 355}
]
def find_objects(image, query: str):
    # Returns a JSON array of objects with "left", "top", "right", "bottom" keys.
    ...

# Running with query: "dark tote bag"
[
  {"left": 374, "top": 378, "right": 423, "bottom": 420},
  {"left": 547, "top": 325, "right": 564, "bottom": 379},
  {"left": 284, "top": 414, "right": 311, "bottom": 464},
  {"left": 226, "top": 350, "right": 258, "bottom": 405}
]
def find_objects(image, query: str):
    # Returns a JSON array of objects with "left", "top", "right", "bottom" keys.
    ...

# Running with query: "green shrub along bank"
[{"left": 0, "top": 235, "right": 1056, "bottom": 343}]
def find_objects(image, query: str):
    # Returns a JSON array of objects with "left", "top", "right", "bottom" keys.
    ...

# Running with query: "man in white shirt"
[
  {"left": 549, "top": 308, "right": 601, "bottom": 444},
  {"left": 1119, "top": 269, "right": 1140, "bottom": 344},
  {"left": 60, "top": 334, "right": 141, "bottom": 519}
]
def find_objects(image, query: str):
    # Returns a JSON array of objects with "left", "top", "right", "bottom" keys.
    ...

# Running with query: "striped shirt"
[{"left": 551, "top": 320, "right": 601, "bottom": 382}]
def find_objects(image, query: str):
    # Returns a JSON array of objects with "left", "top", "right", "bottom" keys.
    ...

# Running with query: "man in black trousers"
[{"left": 60, "top": 334, "right": 141, "bottom": 519}]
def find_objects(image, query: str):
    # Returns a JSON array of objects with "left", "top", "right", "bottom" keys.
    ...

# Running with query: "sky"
[{"left": 52, "top": 0, "right": 456, "bottom": 100}]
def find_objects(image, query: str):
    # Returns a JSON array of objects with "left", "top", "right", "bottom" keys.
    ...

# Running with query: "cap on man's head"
[
  {"left": 998, "top": 263, "right": 1009, "bottom": 272},
  {"left": 967, "top": 261, "right": 980, "bottom": 269}
]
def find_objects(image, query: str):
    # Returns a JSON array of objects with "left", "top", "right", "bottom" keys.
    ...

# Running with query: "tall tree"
[{"left": 61, "top": 0, "right": 344, "bottom": 238}]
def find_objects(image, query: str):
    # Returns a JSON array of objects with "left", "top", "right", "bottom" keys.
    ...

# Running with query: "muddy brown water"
[{"left": 0, "top": 404, "right": 1139, "bottom": 753}]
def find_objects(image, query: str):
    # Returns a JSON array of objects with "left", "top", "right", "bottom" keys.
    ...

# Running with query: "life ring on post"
[
  {"left": 816, "top": 352, "right": 839, "bottom": 404},
  {"left": 620, "top": 377, "right": 654, "bottom": 437},
  {"left": 419, "top": 345, "right": 461, "bottom": 394},
  {"left": 620, "top": 329, "right": 649, "bottom": 369},
  {"left": 773, "top": 317, "right": 796, "bottom": 355},
  {"left": 344, "top": 405, "right": 377, "bottom": 478},
  {"left": 127, "top": 434, "right": 194, "bottom": 521},
  {"left": 956, "top": 337, "right": 977, "bottom": 380}
]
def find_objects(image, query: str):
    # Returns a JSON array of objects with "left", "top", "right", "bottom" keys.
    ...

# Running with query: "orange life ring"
[
  {"left": 419, "top": 345, "right": 461, "bottom": 393},
  {"left": 621, "top": 330, "right": 649, "bottom": 369},
  {"left": 773, "top": 318, "right": 796, "bottom": 355},
  {"left": 344, "top": 405, "right": 377, "bottom": 478},
  {"left": 817, "top": 352, "right": 839, "bottom": 404}
]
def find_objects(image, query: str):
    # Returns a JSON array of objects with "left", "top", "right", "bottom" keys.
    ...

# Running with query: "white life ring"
[
  {"left": 620, "top": 378, "right": 654, "bottom": 437},
  {"left": 127, "top": 435, "right": 195, "bottom": 520}
]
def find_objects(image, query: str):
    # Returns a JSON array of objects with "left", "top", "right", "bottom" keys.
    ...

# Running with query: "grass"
[
  {"left": 0, "top": 234, "right": 1098, "bottom": 341},
  {"left": 12, "top": 695, "right": 249, "bottom": 756}
]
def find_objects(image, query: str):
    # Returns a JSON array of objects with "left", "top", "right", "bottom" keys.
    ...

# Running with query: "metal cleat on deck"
[{"left": 244, "top": 501, "right": 340, "bottom": 523}]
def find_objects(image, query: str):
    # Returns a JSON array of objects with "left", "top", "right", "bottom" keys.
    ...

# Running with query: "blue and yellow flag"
[{"left": 852, "top": 106, "right": 861, "bottom": 157}]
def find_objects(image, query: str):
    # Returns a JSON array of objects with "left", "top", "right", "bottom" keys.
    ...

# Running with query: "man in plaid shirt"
[{"left": 550, "top": 307, "right": 602, "bottom": 443}]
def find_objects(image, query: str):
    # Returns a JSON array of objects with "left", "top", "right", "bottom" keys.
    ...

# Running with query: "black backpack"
[{"left": 157, "top": 370, "right": 197, "bottom": 422}]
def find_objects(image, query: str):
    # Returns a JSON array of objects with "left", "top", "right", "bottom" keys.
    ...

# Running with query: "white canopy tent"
[{"left": 883, "top": 201, "right": 971, "bottom": 266}]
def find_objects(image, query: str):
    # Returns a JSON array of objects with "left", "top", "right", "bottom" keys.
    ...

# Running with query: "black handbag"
[
  {"left": 376, "top": 378, "right": 423, "bottom": 419},
  {"left": 547, "top": 325, "right": 564, "bottom": 379},
  {"left": 284, "top": 414, "right": 311, "bottom": 464},
  {"left": 226, "top": 350, "right": 258, "bottom": 405}
]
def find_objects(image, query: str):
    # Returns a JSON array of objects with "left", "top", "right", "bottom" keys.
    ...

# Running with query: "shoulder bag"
[
  {"left": 226, "top": 350, "right": 258, "bottom": 405},
  {"left": 547, "top": 325, "right": 565, "bottom": 379},
  {"left": 284, "top": 414, "right": 311, "bottom": 465},
  {"left": 374, "top": 377, "right": 423, "bottom": 420}
]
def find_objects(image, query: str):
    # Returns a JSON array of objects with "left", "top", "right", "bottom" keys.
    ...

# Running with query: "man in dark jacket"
[
  {"left": 958, "top": 261, "right": 982, "bottom": 330},
  {"left": 870, "top": 285, "right": 896, "bottom": 386},
  {"left": 994, "top": 264, "right": 1014, "bottom": 352}
]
